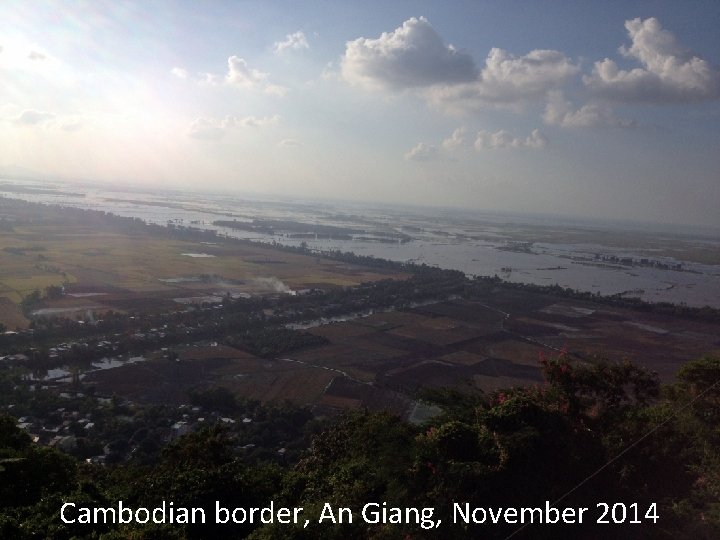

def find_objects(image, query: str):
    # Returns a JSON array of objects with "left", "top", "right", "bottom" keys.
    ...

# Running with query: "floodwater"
[
  {"left": 2, "top": 180, "right": 719, "bottom": 308},
  {"left": 173, "top": 295, "right": 224, "bottom": 305},
  {"left": 32, "top": 306, "right": 97, "bottom": 316},
  {"left": 25, "top": 356, "right": 147, "bottom": 382}
]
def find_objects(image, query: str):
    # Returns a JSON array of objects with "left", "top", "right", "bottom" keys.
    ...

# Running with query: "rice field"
[{"left": 0, "top": 212, "right": 404, "bottom": 328}]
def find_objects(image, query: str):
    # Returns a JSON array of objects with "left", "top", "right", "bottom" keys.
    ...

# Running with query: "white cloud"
[
  {"left": 321, "top": 62, "right": 337, "bottom": 80},
  {"left": 226, "top": 56, "right": 269, "bottom": 87},
  {"left": 278, "top": 138, "right": 301, "bottom": 148},
  {"left": 188, "top": 117, "right": 226, "bottom": 140},
  {"left": 225, "top": 114, "right": 281, "bottom": 128},
  {"left": 523, "top": 129, "right": 548, "bottom": 149},
  {"left": 188, "top": 114, "right": 280, "bottom": 140},
  {"left": 474, "top": 128, "right": 547, "bottom": 150},
  {"left": 5, "top": 107, "right": 84, "bottom": 131},
  {"left": 429, "top": 47, "right": 579, "bottom": 112},
  {"left": 441, "top": 127, "right": 466, "bottom": 150},
  {"left": 13, "top": 109, "right": 55, "bottom": 125},
  {"left": 406, "top": 126, "right": 545, "bottom": 162},
  {"left": 27, "top": 51, "right": 46, "bottom": 61},
  {"left": 274, "top": 31, "right": 309, "bottom": 54},
  {"left": 263, "top": 83, "right": 288, "bottom": 97},
  {"left": 189, "top": 56, "right": 286, "bottom": 96},
  {"left": 404, "top": 142, "right": 440, "bottom": 161},
  {"left": 341, "top": 16, "right": 477, "bottom": 90},
  {"left": 584, "top": 17, "right": 720, "bottom": 103},
  {"left": 198, "top": 72, "right": 221, "bottom": 85},
  {"left": 177, "top": 56, "right": 287, "bottom": 95},
  {"left": 340, "top": 16, "right": 579, "bottom": 112},
  {"left": 543, "top": 92, "right": 634, "bottom": 128},
  {"left": 171, "top": 67, "right": 188, "bottom": 79}
]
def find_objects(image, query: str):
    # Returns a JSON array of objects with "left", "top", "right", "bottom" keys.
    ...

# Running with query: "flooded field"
[
  {"left": 2, "top": 179, "right": 719, "bottom": 307},
  {"left": 26, "top": 356, "right": 147, "bottom": 382}
]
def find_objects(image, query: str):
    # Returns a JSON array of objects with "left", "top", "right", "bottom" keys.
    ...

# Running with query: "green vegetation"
[
  {"left": 1, "top": 355, "right": 718, "bottom": 538},
  {"left": 2, "top": 198, "right": 720, "bottom": 539},
  {"left": 226, "top": 328, "right": 329, "bottom": 359}
]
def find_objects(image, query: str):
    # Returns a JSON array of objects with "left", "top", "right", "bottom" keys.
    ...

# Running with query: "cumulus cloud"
[
  {"left": 13, "top": 109, "right": 55, "bottom": 125},
  {"left": 584, "top": 17, "right": 720, "bottom": 103},
  {"left": 407, "top": 127, "right": 469, "bottom": 161},
  {"left": 430, "top": 47, "right": 579, "bottom": 112},
  {"left": 226, "top": 56, "right": 268, "bottom": 87},
  {"left": 188, "top": 118, "right": 226, "bottom": 140},
  {"left": 404, "top": 142, "right": 440, "bottom": 161},
  {"left": 274, "top": 31, "right": 309, "bottom": 54},
  {"left": 187, "top": 56, "right": 287, "bottom": 96},
  {"left": 171, "top": 67, "right": 188, "bottom": 79},
  {"left": 408, "top": 126, "right": 545, "bottom": 161},
  {"left": 340, "top": 16, "right": 580, "bottom": 112},
  {"left": 226, "top": 114, "right": 281, "bottom": 128},
  {"left": 441, "top": 127, "right": 466, "bottom": 150},
  {"left": 474, "top": 128, "right": 547, "bottom": 150},
  {"left": 543, "top": 92, "right": 634, "bottom": 128},
  {"left": 188, "top": 114, "right": 280, "bottom": 140},
  {"left": 222, "top": 56, "right": 287, "bottom": 95},
  {"left": 341, "top": 16, "right": 477, "bottom": 90}
]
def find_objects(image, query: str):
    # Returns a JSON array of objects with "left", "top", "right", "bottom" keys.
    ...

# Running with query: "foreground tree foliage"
[{"left": 0, "top": 356, "right": 719, "bottom": 539}]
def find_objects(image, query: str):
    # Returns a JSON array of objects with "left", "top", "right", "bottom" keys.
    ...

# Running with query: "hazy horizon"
[
  {"left": 3, "top": 170, "right": 720, "bottom": 237},
  {"left": 2, "top": 1, "right": 719, "bottom": 227}
]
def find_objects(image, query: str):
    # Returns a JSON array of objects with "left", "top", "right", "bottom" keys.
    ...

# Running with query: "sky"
[{"left": 1, "top": 0, "right": 719, "bottom": 227}]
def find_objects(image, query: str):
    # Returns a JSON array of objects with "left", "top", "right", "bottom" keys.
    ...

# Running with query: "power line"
[{"left": 504, "top": 377, "right": 720, "bottom": 539}]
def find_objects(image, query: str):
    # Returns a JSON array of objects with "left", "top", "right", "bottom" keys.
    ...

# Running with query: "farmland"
[
  {"left": 0, "top": 198, "right": 405, "bottom": 329},
  {"left": 282, "top": 292, "right": 720, "bottom": 413},
  {"left": 1, "top": 198, "right": 720, "bottom": 540},
  {"left": 77, "top": 290, "right": 720, "bottom": 417},
  {"left": 2, "top": 197, "right": 719, "bottom": 419}
]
